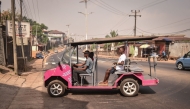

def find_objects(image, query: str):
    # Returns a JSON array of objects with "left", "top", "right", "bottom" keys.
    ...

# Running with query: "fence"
[{"left": 169, "top": 43, "right": 190, "bottom": 58}]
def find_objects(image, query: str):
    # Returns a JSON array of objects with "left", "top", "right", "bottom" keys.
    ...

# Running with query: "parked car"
[
  {"left": 36, "top": 52, "right": 44, "bottom": 59},
  {"left": 176, "top": 51, "right": 190, "bottom": 70}
]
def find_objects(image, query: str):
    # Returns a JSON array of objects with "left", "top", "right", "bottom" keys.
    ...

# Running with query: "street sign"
[
  {"left": 16, "top": 37, "right": 28, "bottom": 45},
  {"left": 6, "top": 20, "right": 30, "bottom": 38}
]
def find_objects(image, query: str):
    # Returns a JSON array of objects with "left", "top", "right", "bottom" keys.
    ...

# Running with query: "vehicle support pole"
[
  {"left": 148, "top": 57, "right": 151, "bottom": 76},
  {"left": 69, "top": 44, "right": 71, "bottom": 67},
  {"left": 95, "top": 44, "right": 98, "bottom": 86},
  {"left": 77, "top": 46, "right": 78, "bottom": 63}
]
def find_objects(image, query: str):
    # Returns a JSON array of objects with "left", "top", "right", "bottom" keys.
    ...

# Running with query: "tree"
[
  {"left": 41, "top": 34, "right": 49, "bottom": 51},
  {"left": 104, "top": 30, "right": 119, "bottom": 51},
  {"left": 104, "top": 35, "right": 111, "bottom": 51},
  {"left": 1, "top": 9, "right": 20, "bottom": 22},
  {"left": 90, "top": 44, "right": 96, "bottom": 51}
]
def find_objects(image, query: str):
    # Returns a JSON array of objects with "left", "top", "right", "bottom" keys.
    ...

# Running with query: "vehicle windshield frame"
[{"left": 60, "top": 46, "right": 76, "bottom": 65}]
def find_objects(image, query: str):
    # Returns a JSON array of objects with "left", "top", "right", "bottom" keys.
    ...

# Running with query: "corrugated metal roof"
[{"left": 70, "top": 36, "right": 158, "bottom": 46}]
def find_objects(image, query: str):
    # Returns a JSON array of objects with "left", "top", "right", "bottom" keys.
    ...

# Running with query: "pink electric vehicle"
[{"left": 44, "top": 36, "right": 159, "bottom": 97}]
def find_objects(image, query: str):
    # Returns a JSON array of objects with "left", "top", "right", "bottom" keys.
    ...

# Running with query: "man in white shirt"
[{"left": 99, "top": 46, "right": 126, "bottom": 85}]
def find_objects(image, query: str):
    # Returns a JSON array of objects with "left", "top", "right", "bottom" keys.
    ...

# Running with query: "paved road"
[{"left": 43, "top": 50, "right": 190, "bottom": 109}]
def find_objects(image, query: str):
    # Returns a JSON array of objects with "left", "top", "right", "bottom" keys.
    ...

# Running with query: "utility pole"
[
  {"left": 0, "top": 1, "right": 6, "bottom": 66},
  {"left": 79, "top": 0, "right": 93, "bottom": 50},
  {"left": 11, "top": 0, "right": 18, "bottom": 74},
  {"left": 35, "top": 24, "right": 38, "bottom": 51},
  {"left": 129, "top": 10, "right": 141, "bottom": 36},
  {"left": 66, "top": 25, "right": 70, "bottom": 45},
  {"left": 19, "top": 0, "right": 26, "bottom": 71}
]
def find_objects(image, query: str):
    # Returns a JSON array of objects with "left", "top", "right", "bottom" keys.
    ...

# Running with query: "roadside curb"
[
  {"left": 20, "top": 53, "right": 55, "bottom": 76},
  {"left": 20, "top": 47, "right": 65, "bottom": 76}
]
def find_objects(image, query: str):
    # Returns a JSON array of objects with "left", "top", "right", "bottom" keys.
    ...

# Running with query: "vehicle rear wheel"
[
  {"left": 157, "top": 56, "right": 161, "bottom": 61},
  {"left": 164, "top": 57, "right": 168, "bottom": 61},
  {"left": 177, "top": 62, "right": 184, "bottom": 70},
  {"left": 120, "top": 78, "right": 139, "bottom": 97},
  {"left": 47, "top": 80, "right": 66, "bottom": 97}
]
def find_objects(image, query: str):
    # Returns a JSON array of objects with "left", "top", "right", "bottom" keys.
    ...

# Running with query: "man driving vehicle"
[
  {"left": 99, "top": 45, "right": 126, "bottom": 86},
  {"left": 72, "top": 50, "right": 93, "bottom": 85}
]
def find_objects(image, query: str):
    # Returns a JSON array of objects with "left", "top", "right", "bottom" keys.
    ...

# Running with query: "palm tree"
[{"left": 104, "top": 35, "right": 111, "bottom": 51}]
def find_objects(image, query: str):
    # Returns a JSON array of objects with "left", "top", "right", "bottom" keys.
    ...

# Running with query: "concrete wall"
[{"left": 169, "top": 43, "right": 190, "bottom": 57}]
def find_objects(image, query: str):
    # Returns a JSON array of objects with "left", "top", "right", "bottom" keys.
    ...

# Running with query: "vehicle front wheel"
[
  {"left": 120, "top": 78, "right": 139, "bottom": 97},
  {"left": 157, "top": 56, "right": 161, "bottom": 61},
  {"left": 47, "top": 80, "right": 66, "bottom": 97},
  {"left": 177, "top": 62, "right": 184, "bottom": 70}
]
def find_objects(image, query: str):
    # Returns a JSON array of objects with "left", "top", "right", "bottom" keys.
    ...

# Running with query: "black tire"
[
  {"left": 177, "top": 62, "right": 184, "bottom": 70},
  {"left": 164, "top": 57, "right": 168, "bottom": 61},
  {"left": 157, "top": 57, "right": 161, "bottom": 61},
  {"left": 120, "top": 78, "right": 139, "bottom": 97},
  {"left": 47, "top": 80, "right": 66, "bottom": 97}
]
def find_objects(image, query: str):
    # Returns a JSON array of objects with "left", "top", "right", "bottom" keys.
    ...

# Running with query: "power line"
[
  {"left": 26, "top": 0, "right": 34, "bottom": 20},
  {"left": 137, "top": 0, "right": 167, "bottom": 10},
  {"left": 136, "top": 0, "right": 158, "bottom": 10},
  {"left": 95, "top": 0, "right": 128, "bottom": 15},
  {"left": 90, "top": 0, "right": 127, "bottom": 16},
  {"left": 136, "top": 0, "right": 167, "bottom": 11},
  {"left": 140, "top": 0, "right": 167, "bottom": 10},
  {"left": 147, "top": 17, "right": 190, "bottom": 31},
  {"left": 22, "top": 1, "right": 29, "bottom": 18},
  {"left": 110, "top": 16, "right": 130, "bottom": 30},
  {"left": 36, "top": 0, "right": 40, "bottom": 23},
  {"left": 31, "top": 0, "right": 37, "bottom": 21},
  {"left": 137, "top": 27, "right": 154, "bottom": 34},
  {"left": 137, "top": 27, "right": 190, "bottom": 35}
]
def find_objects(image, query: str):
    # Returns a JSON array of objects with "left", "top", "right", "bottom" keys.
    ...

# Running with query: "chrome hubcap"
[
  {"left": 50, "top": 83, "right": 63, "bottom": 96},
  {"left": 178, "top": 64, "right": 182, "bottom": 69},
  {"left": 123, "top": 82, "right": 136, "bottom": 95}
]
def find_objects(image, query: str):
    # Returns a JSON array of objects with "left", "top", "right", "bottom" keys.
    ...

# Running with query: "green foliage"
[
  {"left": 41, "top": 34, "right": 49, "bottom": 44},
  {"left": 90, "top": 44, "right": 96, "bottom": 51},
  {"left": 110, "top": 30, "right": 118, "bottom": 38},
  {"left": 104, "top": 30, "right": 119, "bottom": 50},
  {"left": 104, "top": 43, "right": 111, "bottom": 51}
]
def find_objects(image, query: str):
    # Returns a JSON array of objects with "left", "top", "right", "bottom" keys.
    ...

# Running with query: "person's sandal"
[{"left": 98, "top": 82, "right": 108, "bottom": 86}]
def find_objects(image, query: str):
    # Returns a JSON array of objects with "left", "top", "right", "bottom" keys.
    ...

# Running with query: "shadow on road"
[
  {"left": 69, "top": 89, "right": 119, "bottom": 95},
  {"left": 0, "top": 83, "right": 88, "bottom": 109},
  {"left": 139, "top": 86, "right": 156, "bottom": 94}
]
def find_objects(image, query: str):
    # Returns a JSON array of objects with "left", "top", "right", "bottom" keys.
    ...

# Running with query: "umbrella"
[{"left": 140, "top": 44, "right": 150, "bottom": 48}]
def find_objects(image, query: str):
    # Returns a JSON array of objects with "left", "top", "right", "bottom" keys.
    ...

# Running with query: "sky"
[{"left": 2, "top": 0, "right": 190, "bottom": 41}]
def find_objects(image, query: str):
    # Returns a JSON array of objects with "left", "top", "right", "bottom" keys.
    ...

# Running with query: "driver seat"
[{"left": 79, "top": 58, "right": 97, "bottom": 86}]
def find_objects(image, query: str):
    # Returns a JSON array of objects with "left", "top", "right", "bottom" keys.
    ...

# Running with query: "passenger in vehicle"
[
  {"left": 72, "top": 50, "right": 93, "bottom": 85},
  {"left": 89, "top": 52, "right": 94, "bottom": 61},
  {"left": 99, "top": 46, "right": 126, "bottom": 85}
]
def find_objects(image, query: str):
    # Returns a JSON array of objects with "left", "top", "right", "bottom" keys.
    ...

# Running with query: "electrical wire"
[
  {"left": 138, "top": 0, "right": 167, "bottom": 11},
  {"left": 36, "top": 0, "right": 40, "bottom": 23},
  {"left": 110, "top": 17, "right": 130, "bottom": 30},
  {"left": 26, "top": 0, "right": 34, "bottom": 20},
  {"left": 90, "top": 0, "right": 127, "bottom": 16},
  {"left": 95, "top": 0, "right": 128, "bottom": 15},
  {"left": 136, "top": 0, "right": 158, "bottom": 10},
  {"left": 32, "top": 0, "right": 37, "bottom": 21},
  {"left": 147, "top": 17, "right": 190, "bottom": 31},
  {"left": 22, "top": 1, "right": 30, "bottom": 19},
  {"left": 137, "top": 27, "right": 190, "bottom": 35}
]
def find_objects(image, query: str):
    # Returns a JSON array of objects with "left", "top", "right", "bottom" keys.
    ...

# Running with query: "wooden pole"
[{"left": 11, "top": 0, "right": 18, "bottom": 74}]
